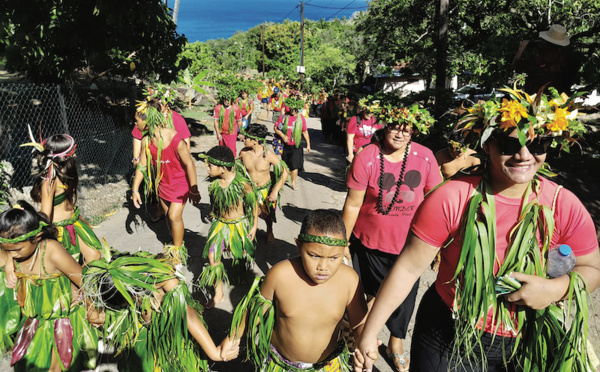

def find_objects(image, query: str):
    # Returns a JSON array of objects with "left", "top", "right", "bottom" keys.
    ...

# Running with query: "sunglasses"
[{"left": 494, "top": 136, "right": 552, "bottom": 156}]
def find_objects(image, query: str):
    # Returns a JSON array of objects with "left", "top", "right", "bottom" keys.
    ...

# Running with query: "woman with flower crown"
[
  {"left": 353, "top": 87, "right": 600, "bottom": 372},
  {"left": 341, "top": 102, "right": 442, "bottom": 372}
]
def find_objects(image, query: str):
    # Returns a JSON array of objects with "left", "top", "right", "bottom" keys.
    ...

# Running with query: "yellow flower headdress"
[{"left": 455, "top": 84, "right": 587, "bottom": 152}]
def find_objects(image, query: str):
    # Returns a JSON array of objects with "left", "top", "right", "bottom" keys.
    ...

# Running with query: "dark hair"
[
  {"left": 299, "top": 209, "right": 346, "bottom": 238},
  {"left": 246, "top": 124, "right": 269, "bottom": 139},
  {"left": 0, "top": 200, "right": 57, "bottom": 241},
  {"left": 206, "top": 145, "right": 235, "bottom": 170},
  {"left": 99, "top": 274, "right": 130, "bottom": 310},
  {"left": 30, "top": 134, "right": 79, "bottom": 206},
  {"left": 448, "top": 130, "right": 466, "bottom": 145}
]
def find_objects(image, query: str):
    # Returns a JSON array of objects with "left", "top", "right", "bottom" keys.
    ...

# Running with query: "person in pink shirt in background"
[
  {"left": 213, "top": 88, "right": 242, "bottom": 155},
  {"left": 131, "top": 88, "right": 191, "bottom": 223},
  {"left": 342, "top": 103, "right": 440, "bottom": 372},
  {"left": 273, "top": 96, "right": 311, "bottom": 191},
  {"left": 236, "top": 89, "right": 254, "bottom": 131},
  {"left": 346, "top": 98, "right": 383, "bottom": 163}
]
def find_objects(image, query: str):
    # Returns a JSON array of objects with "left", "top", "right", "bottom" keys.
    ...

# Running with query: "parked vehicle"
[{"left": 452, "top": 84, "right": 506, "bottom": 105}]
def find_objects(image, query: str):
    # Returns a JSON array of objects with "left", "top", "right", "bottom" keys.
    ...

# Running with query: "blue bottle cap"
[{"left": 558, "top": 244, "right": 572, "bottom": 257}]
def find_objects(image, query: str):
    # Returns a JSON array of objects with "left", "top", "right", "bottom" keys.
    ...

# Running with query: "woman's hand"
[
  {"left": 353, "top": 335, "right": 381, "bottom": 372},
  {"left": 504, "top": 272, "right": 569, "bottom": 310}
]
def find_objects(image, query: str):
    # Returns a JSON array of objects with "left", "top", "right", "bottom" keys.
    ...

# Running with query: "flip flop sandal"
[{"left": 386, "top": 351, "right": 409, "bottom": 372}]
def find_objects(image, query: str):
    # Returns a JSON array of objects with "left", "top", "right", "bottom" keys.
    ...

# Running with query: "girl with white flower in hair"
[{"left": 354, "top": 86, "right": 600, "bottom": 372}]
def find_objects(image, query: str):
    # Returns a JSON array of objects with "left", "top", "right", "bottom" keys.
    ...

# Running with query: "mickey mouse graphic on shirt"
[{"left": 380, "top": 170, "right": 422, "bottom": 204}]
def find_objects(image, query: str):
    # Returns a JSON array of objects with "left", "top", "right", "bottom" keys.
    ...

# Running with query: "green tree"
[
  {"left": 356, "top": 0, "right": 600, "bottom": 91},
  {"left": 1, "top": 0, "right": 186, "bottom": 83}
]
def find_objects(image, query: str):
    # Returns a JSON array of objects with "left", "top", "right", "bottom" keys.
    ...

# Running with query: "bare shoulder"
[
  {"left": 335, "top": 264, "right": 359, "bottom": 285},
  {"left": 267, "top": 259, "right": 295, "bottom": 280}
]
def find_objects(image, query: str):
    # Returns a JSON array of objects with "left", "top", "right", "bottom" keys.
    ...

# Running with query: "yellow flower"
[
  {"left": 499, "top": 99, "right": 528, "bottom": 129},
  {"left": 547, "top": 107, "right": 569, "bottom": 132}
]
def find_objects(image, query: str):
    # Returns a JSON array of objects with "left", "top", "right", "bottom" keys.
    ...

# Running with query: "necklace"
[{"left": 377, "top": 140, "right": 411, "bottom": 215}]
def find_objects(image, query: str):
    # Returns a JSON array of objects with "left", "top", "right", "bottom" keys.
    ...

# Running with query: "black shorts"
[
  {"left": 410, "top": 286, "right": 517, "bottom": 372},
  {"left": 282, "top": 144, "right": 304, "bottom": 171},
  {"left": 349, "top": 235, "right": 419, "bottom": 339}
]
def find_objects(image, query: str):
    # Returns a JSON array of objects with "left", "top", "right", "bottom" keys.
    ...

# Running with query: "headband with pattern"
[
  {"left": 196, "top": 153, "right": 235, "bottom": 168},
  {"left": 297, "top": 233, "right": 348, "bottom": 247},
  {"left": 0, "top": 220, "right": 49, "bottom": 244}
]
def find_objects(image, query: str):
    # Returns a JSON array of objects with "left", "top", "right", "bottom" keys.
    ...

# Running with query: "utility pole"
[
  {"left": 300, "top": 1, "right": 305, "bottom": 88},
  {"left": 261, "top": 23, "right": 265, "bottom": 77}
]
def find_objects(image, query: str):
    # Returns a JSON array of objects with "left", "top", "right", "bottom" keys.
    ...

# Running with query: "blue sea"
[{"left": 173, "top": 0, "right": 369, "bottom": 42}]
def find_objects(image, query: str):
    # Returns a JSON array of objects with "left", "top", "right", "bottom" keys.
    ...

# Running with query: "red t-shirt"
[
  {"left": 346, "top": 116, "right": 383, "bottom": 152},
  {"left": 275, "top": 115, "right": 307, "bottom": 146},
  {"left": 132, "top": 110, "right": 191, "bottom": 140},
  {"left": 149, "top": 132, "right": 190, "bottom": 203},
  {"left": 347, "top": 142, "right": 442, "bottom": 254},
  {"left": 213, "top": 104, "right": 242, "bottom": 134},
  {"left": 411, "top": 176, "right": 598, "bottom": 336}
]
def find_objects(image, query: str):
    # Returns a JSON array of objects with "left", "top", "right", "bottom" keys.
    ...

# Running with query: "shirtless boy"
[
  {"left": 239, "top": 124, "right": 289, "bottom": 245},
  {"left": 197, "top": 146, "right": 258, "bottom": 308},
  {"left": 435, "top": 131, "right": 481, "bottom": 179},
  {"left": 225, "top": 209, "right": 368, "bottom": 371}
]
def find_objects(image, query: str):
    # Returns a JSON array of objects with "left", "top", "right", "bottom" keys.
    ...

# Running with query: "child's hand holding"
[
  {"left": 131, "top": 190, "right": 142, "bottom": 209},
  {"left": 218, "top": 336, "right": 240, "bottom": 362},
  {"left": 86, "top": 308, "right": 105, "bottom": 329},
  {"left": 189, "top": 185, "right": 201, "bottom": 205}
]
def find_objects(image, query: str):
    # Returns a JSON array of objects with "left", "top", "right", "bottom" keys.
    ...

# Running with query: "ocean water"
[{"left": 174, "top": 0, "right": 368, "bottom": 42}]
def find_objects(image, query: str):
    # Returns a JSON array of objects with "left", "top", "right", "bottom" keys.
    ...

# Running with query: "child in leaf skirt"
[
  {"left": 0, "top": 201, "right": 98, "bottom": 372},
  {"left": 197, "top": 146, "right": 258, "bottom": 309}
]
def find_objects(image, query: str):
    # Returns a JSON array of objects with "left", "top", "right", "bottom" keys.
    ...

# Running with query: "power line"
[
  {"left": 305, "top": 3, "right": 367, "bottom": 10},
  {"left": 281, "top": 4, "right": 300, "bottom": 21},
  {"left": 325, "top": 0, "right": 359, "bottom": 19}
]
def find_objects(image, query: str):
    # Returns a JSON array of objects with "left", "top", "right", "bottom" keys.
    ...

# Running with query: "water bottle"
[{"left": 546, "top": 244, "right": 576, "bottom": 278}]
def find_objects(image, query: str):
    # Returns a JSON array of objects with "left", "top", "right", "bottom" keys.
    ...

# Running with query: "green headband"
[
  {"left": 244, "top": 132, "right": 266, "bottom": 143},
  {"left": 297, "top": 233, "right": 348, "bottom": 247},
  {"left": 197, "top": 154, "right": 235, "bottom": 168},
  {"left": 0, "top": 221, "right": 49, "bottom": 244}
]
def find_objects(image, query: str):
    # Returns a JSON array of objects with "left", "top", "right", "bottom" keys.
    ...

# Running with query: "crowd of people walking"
[{"left": 1, "top": 39, "right": 599, "bottom": 372}]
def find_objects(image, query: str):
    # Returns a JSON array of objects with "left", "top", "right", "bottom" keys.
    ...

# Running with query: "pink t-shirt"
[
  {"left": 213, "top": 104, "right": 242, "bottom": 134},
  {"left": 149, "top": 132, "right": 190, "bottom": 204},
  {"left": 132, "top": 110, "right": 191, "bottom": 140},
  {"left": 346, "top": 116, "right": 382, "bottom": 152},
  {"left": 236, "top": 98, "right": 252, "bottom": 116},
  {"left": 347, "top": 142, "right": 442, "bottom": 254},
  {"left": 275, "top": 115, "right": 307, "bottom": 146},
  {"left": 411, "top": 176, "right": 598, "bottom": 336}
]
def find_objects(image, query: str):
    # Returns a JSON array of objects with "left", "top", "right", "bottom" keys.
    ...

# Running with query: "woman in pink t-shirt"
[
  {"left": 345, "top": 100, "right": 383, "bottom": 163},
  {"left": 342, "top": 103, "right": 440, "bottom": 372},
  {"left": 354, "top": 90, "right": 600, "bottom": 372}
]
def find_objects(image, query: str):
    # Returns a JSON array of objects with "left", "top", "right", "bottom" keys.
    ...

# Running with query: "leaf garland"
[{"left": 451, "top": 175, "right": 592, "bottom": 371}]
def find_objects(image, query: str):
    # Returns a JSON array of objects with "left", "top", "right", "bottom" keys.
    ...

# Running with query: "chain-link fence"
[{"left": 0, "top": 83, "right": 135, "bottom": 221}]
